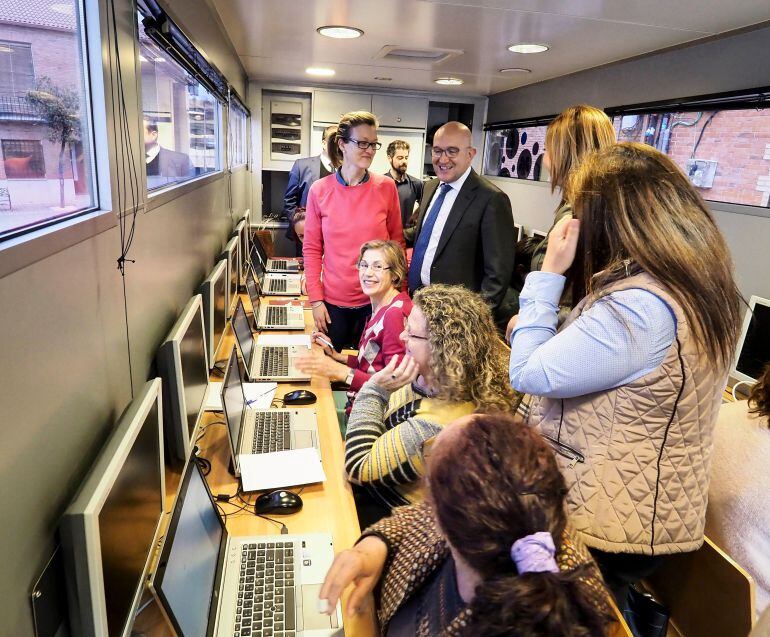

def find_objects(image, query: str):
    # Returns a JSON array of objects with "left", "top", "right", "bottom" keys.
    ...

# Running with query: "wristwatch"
[{"left": 345, "top": 369, "right": 355, "bottom": 386}]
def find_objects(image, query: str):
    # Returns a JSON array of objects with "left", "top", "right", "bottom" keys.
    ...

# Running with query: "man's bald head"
[{"left": 432, "top": 121, "right": 476, "bottom": 183}]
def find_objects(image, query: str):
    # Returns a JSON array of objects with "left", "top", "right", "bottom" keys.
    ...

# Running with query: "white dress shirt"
[
  {"left": 145, "top": 143, "right": 160, "bottom": 164},
  {"left": 419, "top": 165, "right": 472, "bottom": 286}
]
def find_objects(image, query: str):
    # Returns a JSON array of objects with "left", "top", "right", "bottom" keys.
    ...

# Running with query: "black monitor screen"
[
  {"left": 156, "top": 461, "right": 223, "bottom": 637},
  {"left": 180, "top": 308, "right": 209, "bottom": 438},
  {"left": 253, "top": 237, "right": 268, "bottom": 264},
  {"left": 222, "top": 350, "right": 245, "bottom": 462},
  {"left": 736, "top": 301, "right": 770, "bottom": 381},
  {"left": 98, "top": 399, "right": 162, "bottom": 635},
  {"left": 213, "top": 270, "right": 227, "bottom": 361},
  {"left": 246, "top": 270, "right": 260, "bottom": 315},
  {"left": 232, "top": 300, "right": 254, "bottom": 368}
]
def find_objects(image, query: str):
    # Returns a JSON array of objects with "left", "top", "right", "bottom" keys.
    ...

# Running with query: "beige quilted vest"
[{"left": 529, "top": 273, "right": 726, "bottom": 556}]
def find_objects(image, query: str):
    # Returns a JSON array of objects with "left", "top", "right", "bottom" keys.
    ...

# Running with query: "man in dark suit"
[
  {"left": 407, "top": 121, "right": 515, "bottom": 319},
  {"left": 143, "top": 121, "right": 192, "bottom": 179}
]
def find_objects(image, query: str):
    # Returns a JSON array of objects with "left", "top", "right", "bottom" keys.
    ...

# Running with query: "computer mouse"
[
  {"left": 283, "top": 389, "right": 317, "bottom": 405},
  {"left": 254, "top": 489, "right": 303, "bottom": 515}
]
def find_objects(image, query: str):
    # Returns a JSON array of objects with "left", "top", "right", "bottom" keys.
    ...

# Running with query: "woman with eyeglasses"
[
  {"left": 344, "top": 284, "right": 520, "bottom": 526},
  {"left": 320, "top": 413, "right": 613, "bottom": 637},
  {"left": 303, "top": 111, "right": 405, "bottom": 351},
  {"left": 296, "top": 240, "right": 412, "bottom": 411}
]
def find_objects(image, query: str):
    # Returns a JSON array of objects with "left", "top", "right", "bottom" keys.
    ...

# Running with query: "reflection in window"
[
  {"left": 612, "top": 110, "right": 770, "bottom": 208},
  {"left": 0, "top": 2, "right": 96, "bottom": 240},
  {"left": 138, "top": 14, "right": 220, "bottom": 191},
  {"left": 483, "top": 125, "right": 549, "bottom": 182}
]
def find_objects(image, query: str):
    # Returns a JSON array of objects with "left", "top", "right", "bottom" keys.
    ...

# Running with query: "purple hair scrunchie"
[{"left": 510, "top": 531, "right": 559, "bottom": 574}]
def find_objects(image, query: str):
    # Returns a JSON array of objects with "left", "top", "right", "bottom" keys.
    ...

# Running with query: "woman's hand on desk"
[
  {"left": 311, "top": 331, "right": 347, "bottom": 363},
  {"left": 312, "top": 303, "right": 331, "bottom": 333},
  {"left": 319, "top": 535, "right": 387, "bottom": 616},
  {"left": 369, "top": 355, "right": 419, "bottom": 392},
  {"left": 295, "top": 349, "right": 349, "bottom": 382}
]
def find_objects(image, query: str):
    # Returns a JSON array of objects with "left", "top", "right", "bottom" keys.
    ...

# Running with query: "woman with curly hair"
[
  {"left": 322, "top": 413, "right": 613, "bottom": 636},
  {"left": 706, "top": 363, "right": 770, "bottom": 615},
  {"left": 344, "top": 284, "right": 519, "bottom": 525}
]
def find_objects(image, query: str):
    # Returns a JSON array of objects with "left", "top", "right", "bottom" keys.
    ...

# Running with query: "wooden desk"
[{"left": 134, "top": 295, "right": 376, "bottom": 636}]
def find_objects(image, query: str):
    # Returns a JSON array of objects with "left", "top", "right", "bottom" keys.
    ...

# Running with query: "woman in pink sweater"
[{"left": 303, "top": 111, "right": 404, "bottom": 350}]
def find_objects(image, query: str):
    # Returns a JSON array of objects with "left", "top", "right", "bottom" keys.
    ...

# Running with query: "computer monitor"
[
  {"left": 220, "top": 236, "right": 239, "bottom": 318},
  {"left": 732, "top": 295, "right": 770, "bottom": 384},
  {"left": 513, "top": 222, "right": 524, "bottom": 242},
  {"left": 199, "top": 259, "right": 228, "bottom": 368},
  {"left": 231, "top": 219, "right": 247, "bottom": 288},
  {"left": 157, "top": 295, "right": 210, "bottom": 462},
  {"left": 60, "top": 379, "right": 165, "bottom": 637},
  {"left": 530, "top": 228, "right": 548, "bottom": 242},
  {"left": 232, "top": 297, "right": 255, "bottom": 370},
  {"left": 221, "top": 347, "right": 247, "bottom": 468}
]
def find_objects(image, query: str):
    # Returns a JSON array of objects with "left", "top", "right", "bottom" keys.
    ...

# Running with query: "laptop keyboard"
[
  {"left": 269, "top": 278, "right": 288, "bottom": 293},
  {"left": 251, "top": 412, "right": 291, "bottom": 453},
  {"left": 265, "top": 306, "right": 288, "bottom": 326},
  {"left": 235, "top": 541, "right": 296, "bottom": 637},
  {"left": 259, "top": 346, "right": 289, "bottom": 377},
  {"left": 270, "top": 259, "right": 289, "bottom": 270}
]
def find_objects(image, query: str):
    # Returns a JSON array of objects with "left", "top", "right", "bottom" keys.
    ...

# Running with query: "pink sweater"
[{"left": 303, "top": 172, "right": 404, "bottom": 307}]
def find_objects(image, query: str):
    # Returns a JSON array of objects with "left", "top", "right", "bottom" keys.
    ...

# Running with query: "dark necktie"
[{"left": 408, "top": 182, "right": 452, "bottom": 292}]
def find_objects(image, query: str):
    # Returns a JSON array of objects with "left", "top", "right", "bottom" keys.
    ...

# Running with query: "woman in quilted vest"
[
  {"left": 509, "top": 142, "right": 742, "bottom": 611},
  {"left": 319, "top": 413, "right": 614, "bottom": 636}
]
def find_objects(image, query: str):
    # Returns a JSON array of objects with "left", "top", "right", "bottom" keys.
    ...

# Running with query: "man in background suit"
[
  {"left": 144, "top": 120, "right": 192, "bottom": 179},
  {"left": 406, "top": 121, "right": 515, "bottom": 320}
]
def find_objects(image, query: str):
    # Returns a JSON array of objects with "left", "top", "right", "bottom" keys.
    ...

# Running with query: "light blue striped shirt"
[{"left": 509, "top": 271, "right": 677, "bottom": 399}]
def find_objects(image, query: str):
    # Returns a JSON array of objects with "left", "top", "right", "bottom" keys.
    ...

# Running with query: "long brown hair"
[
  {"left": 546, "top": 105, "right": 616, "bottom": 200},
  {"left": 413, "top": 285, "right": 519, "bottom": 412},
  {"left": 428, "top": 414, "right": 611, "bottom": 636},
  {"left": 568, "top": 142, "right": 742, "bottom": 368},
  {"left": 326, "top": 110, "right": 378, "bottom": 168},
  {"left": 748, "top": 364, "right": 770, "bottom": 423}
]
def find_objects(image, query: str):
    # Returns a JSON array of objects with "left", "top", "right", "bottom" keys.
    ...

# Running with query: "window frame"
[
  {"left": 482, "top": 115, "right": 555, "bottom": 184},
  {"left": 0, "top": 0, "right": 104, "bottom": 249},
  {"left": 0, "top": 39, "right": 36, "bottom": 97},
  {"left": 227, "top": 98, "right": 248, "bottom": 170}
]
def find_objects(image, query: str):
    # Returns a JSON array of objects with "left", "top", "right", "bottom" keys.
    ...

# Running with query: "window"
[
  {"left": 228, "top": 101, "right": 247, "bottom": 168},
  {"left": 0, "top": 41, "right": 34, "bottom": 97},
  {"left": 2, "top": 139, "right": 45, "bottom": 178},
  {"left": 611, "top": 108, "right": 770, "bottom": 208},
  {"left": 0, "top": 2, "right": 97, "bottom": 240},
  {"left": 483, "top": 124, "right": 549, "bottom": 182},
  {"left": 138, "top": 13, "right": 221, "bottom": 192}
]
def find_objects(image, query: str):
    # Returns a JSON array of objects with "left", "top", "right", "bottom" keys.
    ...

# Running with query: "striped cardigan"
[{"left": 344, "top": 381, "right": 475, "bottom": 509}]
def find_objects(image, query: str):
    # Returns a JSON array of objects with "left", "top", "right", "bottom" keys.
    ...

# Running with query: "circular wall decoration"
[
  {"left": 533, "top": 153, "right": 544, "bottom": 181},
  {"left": 532, "top": 141, "right": 539, "bottom": 156},
  {"left": 505, "top": 128, "right": 519, "bottom": 159},
  {"left": 517, "top": 149, "right": 532, "bottom": 178}
]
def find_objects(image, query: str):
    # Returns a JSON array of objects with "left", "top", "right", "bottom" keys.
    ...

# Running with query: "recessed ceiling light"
[
  {"left": 508, "top": 43, "right": 549, "bottom": 54},
  {"left": 499, "top": 67, "right": 532, "bottom": 73},
  {"left": 317, "top": 25, "right": 364, "bottom": 39},
  {"left": 374, "top": 76, "right": 392, "bottom": 81},
  {"left": 306, "top": 67, "right": 336, "bottom": 77},
  {"left": 50, "top": 3, "right": 74, "bottom": 14},
  {"left": 434, "top": 77, "right": 464, "bottom": 86}
]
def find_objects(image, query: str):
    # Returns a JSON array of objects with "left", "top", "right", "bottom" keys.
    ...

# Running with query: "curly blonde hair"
[{"left": 413, "top": 284, "right": 520, "bottom": 412}]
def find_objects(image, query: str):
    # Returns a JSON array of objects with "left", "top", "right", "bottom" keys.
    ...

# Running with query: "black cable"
[{"left": 194, "top": 456, "right": 211, "bottom": 476}]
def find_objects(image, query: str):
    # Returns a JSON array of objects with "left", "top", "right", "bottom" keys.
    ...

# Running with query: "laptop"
[
  {"left": 247, "top": 267, "right": 305, "bottom": 331},
  {"left": 222, "top": 347, "right": 319, "bottom": 476},
  {"left": 151, "top": 456, "right": 343, "bottom": 637},
  {"left": 252, "top": 235, "right": 303, "bottom": 274},
  {"left": 232, "top": 298, "right": 311, "bottom": 383},
  {"left": 251, "top": 258, "right": 302, "bottom": 297}
]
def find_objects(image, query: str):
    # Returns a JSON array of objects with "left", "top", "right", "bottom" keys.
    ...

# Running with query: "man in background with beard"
[{"left": 384, "top": 139, "right": 423, "bottom": 229}]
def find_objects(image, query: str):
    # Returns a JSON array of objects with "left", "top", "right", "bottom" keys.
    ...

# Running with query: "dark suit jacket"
[
  {"left": 407, "top": 169, "right": 515, "bottom": 312},
  {"left": 283, "top": 155, "right": 327, "bottom": 217}
]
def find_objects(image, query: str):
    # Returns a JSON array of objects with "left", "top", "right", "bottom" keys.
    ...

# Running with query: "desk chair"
[{"left": 644, "top": 536, "right": 755, "bottom": 637}]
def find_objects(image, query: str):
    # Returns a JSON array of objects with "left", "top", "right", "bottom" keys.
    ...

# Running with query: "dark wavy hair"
[
  {"left": 748, "top": 364, "right": 770, "bottom": 424},
  {"left": 427, "top": 413, "right": 612, "bottom": 636}
]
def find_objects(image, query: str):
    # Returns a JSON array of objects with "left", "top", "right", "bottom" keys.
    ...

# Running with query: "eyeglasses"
[
  {"left": 346, "top": 138, "right": 382, "bottom": 151},
  {"left": 357, "top": 261, "right": 390, "bottom": 273},
  {"left": 431, "top": 146, "right": 470, "bottom": 158}
]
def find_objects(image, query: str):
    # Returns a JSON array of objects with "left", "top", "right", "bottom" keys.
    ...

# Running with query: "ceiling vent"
[{"left": 374, "top": 45, "right": 463, "bottom": 65}]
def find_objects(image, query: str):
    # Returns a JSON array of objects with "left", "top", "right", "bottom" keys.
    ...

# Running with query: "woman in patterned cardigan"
[{"left": 320, "top": 413, "right": 613, "bottom": 636}]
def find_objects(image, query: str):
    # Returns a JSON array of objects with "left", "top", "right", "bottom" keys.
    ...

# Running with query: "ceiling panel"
[{"left": 212, "top": 0, "right": 770, "bottom": 96}]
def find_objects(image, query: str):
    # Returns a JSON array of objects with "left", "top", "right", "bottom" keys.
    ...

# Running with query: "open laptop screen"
[
  {"left": 232, "top": 299, "right": 254, "bottom": 367},
  {"left": 222, "top": 348, "right": 245, "bottom": 464},
  {"left": 154, "top": 459, "right": 224, "bottom": 637},
  {"left": 246, "top": 268, "right": 261, "bottom": 317},
  {"left": 735, "top": 299, "right": 770, "bottom": 382}
]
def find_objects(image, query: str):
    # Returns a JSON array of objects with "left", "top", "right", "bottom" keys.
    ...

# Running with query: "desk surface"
[{"left": 133, "top": 295, "right": 376, "bottom": 637}]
